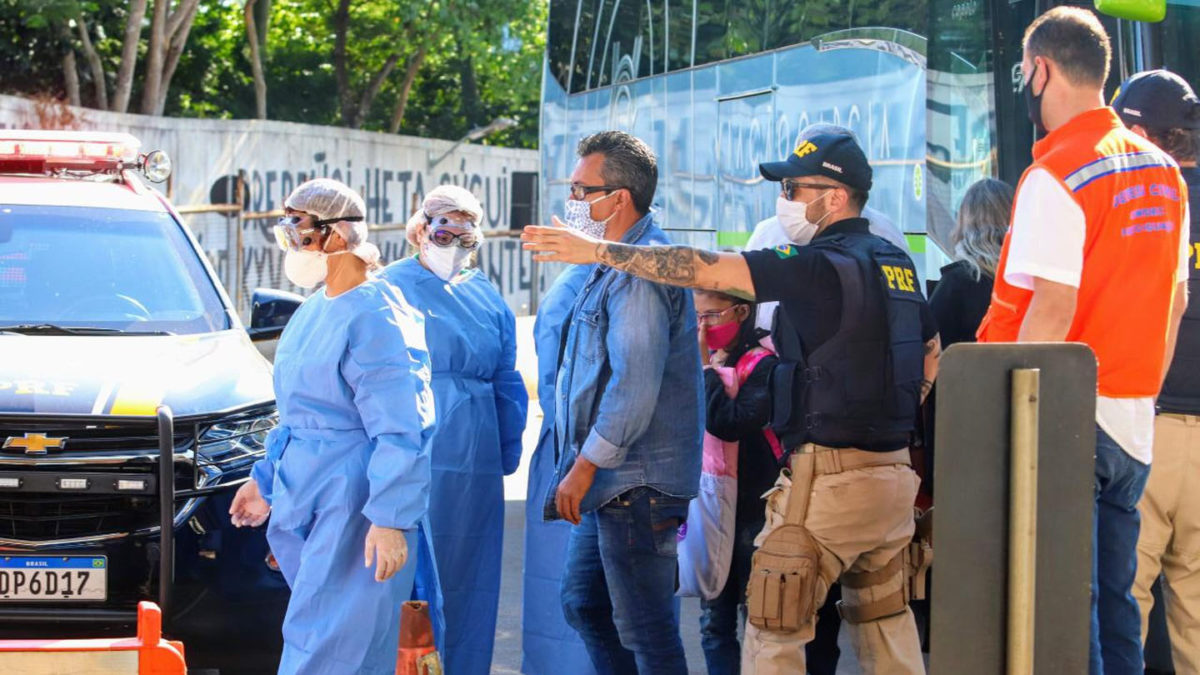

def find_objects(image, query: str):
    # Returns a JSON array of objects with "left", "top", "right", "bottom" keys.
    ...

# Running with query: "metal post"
[
  {"left": 235, "top": 172, "right": 247, "bottom": 316},
  {"left": 156, "top": 406, "right": 175, "bottom": 630},
  {"left": 1008, "top": 368, "right": 1040, "bottom": 674}
]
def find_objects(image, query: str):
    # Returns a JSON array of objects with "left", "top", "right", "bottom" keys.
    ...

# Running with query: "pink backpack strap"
[{"left": 735, "top": 347, "right": 786, "bottom": 462}]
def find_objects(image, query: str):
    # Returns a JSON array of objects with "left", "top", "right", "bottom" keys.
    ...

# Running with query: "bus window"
[
  {"left": 548, "top": 0, "right": 577, "bottom": 91},
  {"left": 1163, "top": 0, "right": 1200, "bottom": 88},
  {"left": 668, "top": 0, "right": 694, "bottom": 71}
]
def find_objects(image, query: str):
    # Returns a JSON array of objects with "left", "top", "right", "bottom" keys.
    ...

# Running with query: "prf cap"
[
  {"left": 758, "top": 133, "right": 873, "bottom": 192},
  {"left": 1112, "top": 69, "right": 1200, "bottom": 130}
]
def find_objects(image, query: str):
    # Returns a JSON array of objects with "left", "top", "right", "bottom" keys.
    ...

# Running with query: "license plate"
[{"left": 0, "top": 556, "right": 106, "bottom": 601}]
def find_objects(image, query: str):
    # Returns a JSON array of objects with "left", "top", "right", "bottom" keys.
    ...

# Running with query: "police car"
[{"left": 0, "top": 130, "right": 300, "bottom": 672}]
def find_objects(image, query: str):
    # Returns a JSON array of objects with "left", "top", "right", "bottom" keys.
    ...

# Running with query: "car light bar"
[
  {"left": 0, "top": 130, "right": 140, "bottom": 169},
  {"left": 0, "top": 471, "right": 156, "bottom": 494},
  {"left": 0, "top": 130, "right": 171, "bottom": 182}
]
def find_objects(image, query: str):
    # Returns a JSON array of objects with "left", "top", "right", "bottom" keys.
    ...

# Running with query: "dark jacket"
[
  {"left": 704, "top": 328, "right": 779, "bottom": 528},
  {"left": 929, "top": 259, "right": 994, "bottom": 348}
]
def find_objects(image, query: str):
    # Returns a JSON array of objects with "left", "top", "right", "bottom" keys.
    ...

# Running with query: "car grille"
[
  {"left": 0, "top": 493, "right": 158, "bottom": 541},
  {"left": 0, "top": 416, "right": 198, "bottom": 545}
]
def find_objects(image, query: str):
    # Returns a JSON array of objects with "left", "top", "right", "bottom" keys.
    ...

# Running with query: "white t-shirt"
[
  {"left": 745, "top": 207, "right": 909, "bottom": 332},
  {"left": 1005, "top": 168, "right": 1191, "bottom": 464}
]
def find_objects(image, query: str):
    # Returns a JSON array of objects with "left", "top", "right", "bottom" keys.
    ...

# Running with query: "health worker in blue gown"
[
  {"left": 521, "top": 262, "right": 597, "bottom": 675},
  {"left": 380, "top": 185, "right": 528, "bottom": 675},
  {"left": 230, "top": 178, "right": 435, "bottom": 675}
]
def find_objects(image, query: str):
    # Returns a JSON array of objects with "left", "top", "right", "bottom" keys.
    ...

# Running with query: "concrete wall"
[{"left": 0, "top": 95, "right": 542, "bottom": 315}]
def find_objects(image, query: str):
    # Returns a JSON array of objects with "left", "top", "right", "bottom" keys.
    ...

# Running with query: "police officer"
[{"left": 522, "top": 132, "right": 939, "bottom": 675}]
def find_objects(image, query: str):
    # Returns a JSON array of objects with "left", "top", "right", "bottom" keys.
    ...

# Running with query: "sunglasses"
[{"left": 781, "top": 180, "right": 840, "bottom": 202}]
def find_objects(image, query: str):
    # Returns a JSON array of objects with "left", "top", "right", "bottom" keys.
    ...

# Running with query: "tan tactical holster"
[
  {"left": 746, "top": 451, "right": 824, "bottom": 633},
  {"left": 837, "top": 506, "right": 934, "bottom": 624}
]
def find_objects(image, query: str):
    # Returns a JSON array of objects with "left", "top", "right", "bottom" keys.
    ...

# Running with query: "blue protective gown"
[
  {"left": 379, "top": 257, "right": 528, "bottom": 675},
  {"left": 251, "top": 279, "right": 435, "bottom": 675},
  {"left": 521, "top": 264, "right": 597, "bottom": 675}
]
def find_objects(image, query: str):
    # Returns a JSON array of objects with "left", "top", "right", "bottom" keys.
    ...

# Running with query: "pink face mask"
[{"left": 705, "top": 320, "right": 741, "bottom": 350}]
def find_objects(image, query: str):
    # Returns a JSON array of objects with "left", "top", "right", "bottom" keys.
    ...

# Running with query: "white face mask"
[
  {"left": 284, "top": 249, "right": 328, "bottom": 289},
  {"left": 421, "top": 242, "right": 473, "bottom": 281},
  {"left": 564, "top": 192, "right": 617, "bottom": 239},
  {"left": 776, "top": 192, "right": 832, "bottom": 245}
]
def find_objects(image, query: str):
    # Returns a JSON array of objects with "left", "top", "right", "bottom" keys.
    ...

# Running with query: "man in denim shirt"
[{"left": 546, "top": 131, "right": 703, "bottom": 675}]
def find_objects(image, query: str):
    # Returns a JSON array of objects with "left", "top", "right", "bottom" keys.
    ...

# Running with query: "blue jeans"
[
  {"left": 1090, "top": 426, "right": 1151, "bottom": 675},
  {"left": 562, "top": 487, "right": 690, "bottom": 675}
]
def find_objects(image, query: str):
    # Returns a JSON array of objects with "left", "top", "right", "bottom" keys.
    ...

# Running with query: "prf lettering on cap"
[
  {"left": 880, "top": 264, "right": 917, "bottom": 294},
  {"left": 793, "top": 141, "right": 818, "bottom": 158}
]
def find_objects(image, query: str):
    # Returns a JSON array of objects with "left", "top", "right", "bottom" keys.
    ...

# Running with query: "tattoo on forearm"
[
  {"left": 925, "top": 337, "right": 941, "bottom": 358},
  {"left": 598, "top": 243, "right": 720, "bottom": 287},
  {"left": 920, "top": 378, "right": 934, "bottom": 402}
]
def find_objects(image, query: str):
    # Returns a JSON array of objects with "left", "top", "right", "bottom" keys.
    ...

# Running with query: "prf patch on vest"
[
  {"left": 879, "top": 262, "right": 920, "bottom": 297},
  {"left": 774, "top": 244, "right": 799, "bottom": 259}
]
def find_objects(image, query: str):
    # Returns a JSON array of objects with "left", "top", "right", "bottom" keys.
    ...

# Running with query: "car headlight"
[{"left": 196, "top": 409, "right": 278, "bottom": 473}]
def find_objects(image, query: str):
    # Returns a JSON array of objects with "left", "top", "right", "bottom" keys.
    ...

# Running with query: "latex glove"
[
  {"left": 364, "top": 524, "right": 409, "bottom": 582},
  {"left": 229, "top": 480, "right": 271, "bottom": 528}
]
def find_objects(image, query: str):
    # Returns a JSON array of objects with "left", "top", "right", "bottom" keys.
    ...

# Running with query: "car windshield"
[{"left": 0, "top": 204, "right": 230, "bottom": 334}]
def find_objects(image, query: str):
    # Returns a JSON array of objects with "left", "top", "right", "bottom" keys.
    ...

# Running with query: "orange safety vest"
[{"left": 977, "top": 107, "right": 1188, "bottom": 398}]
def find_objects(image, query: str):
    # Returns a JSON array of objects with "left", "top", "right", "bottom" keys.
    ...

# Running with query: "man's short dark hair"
[
  {"left": 1146, "top": 127, "right": 1200, "bottom": 164},
  {"left": 577, "top": 131, "right": 658, "bottom": 214},
  {"left": 1023, "top": 6, "right": 1111, "bottom": 88}
]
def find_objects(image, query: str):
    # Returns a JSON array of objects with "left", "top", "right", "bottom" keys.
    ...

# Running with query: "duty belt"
[{"left": 792, "top": 443, "right": 911, "bottom": 475}]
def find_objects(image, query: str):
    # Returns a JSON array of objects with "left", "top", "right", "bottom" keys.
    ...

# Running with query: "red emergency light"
[{"left": 0, "top": 130, "right": 169, "bottom": 181}]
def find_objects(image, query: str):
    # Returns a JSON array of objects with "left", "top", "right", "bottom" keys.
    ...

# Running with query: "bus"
[{"left": 537, "top": 0, "right": 1200, "bottom": 287}]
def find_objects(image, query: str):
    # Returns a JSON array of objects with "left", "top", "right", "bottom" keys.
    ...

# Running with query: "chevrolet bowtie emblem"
[{"left": 3, "top": 433, "right": 68, "bottom": 455}]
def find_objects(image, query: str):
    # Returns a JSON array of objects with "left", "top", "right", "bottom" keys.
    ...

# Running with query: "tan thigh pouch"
[{"left": 746, "top": 523, "right": 824, "bottom": 632}]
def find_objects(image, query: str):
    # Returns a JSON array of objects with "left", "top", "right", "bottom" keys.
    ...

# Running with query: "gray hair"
[
  {"left": 577, "top": 131, "right": 658, "bottom": 214},
  {"left": 952, "top": 178, "right": 1013, "bottom": 281}
]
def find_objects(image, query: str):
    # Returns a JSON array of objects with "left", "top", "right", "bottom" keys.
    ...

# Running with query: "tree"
[
  {"left": 141, "top": 0, "right": 202, "bottom": 115},
  {"left": 244, "top": 0, "right": 267, "bottom": 118},
  {"left": 112, "top": 0, "right": 147, "bottom": 113}
]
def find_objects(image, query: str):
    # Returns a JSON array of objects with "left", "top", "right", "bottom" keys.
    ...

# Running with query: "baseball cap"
[
  {"left": 759, "top": 133, "right": 873, "bottom": 192},
  {"left": 1112, "top": 69, "right": 1200, "bottom": 130}
]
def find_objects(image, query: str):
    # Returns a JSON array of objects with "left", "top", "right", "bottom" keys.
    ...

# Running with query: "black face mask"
[{"left": 1024, "top": 62, "right": 1047, "bottom": 137}]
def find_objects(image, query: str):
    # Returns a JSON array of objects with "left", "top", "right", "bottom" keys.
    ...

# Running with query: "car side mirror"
[{"left": 248, "top": 288, "right": 304, "bottom": 342}]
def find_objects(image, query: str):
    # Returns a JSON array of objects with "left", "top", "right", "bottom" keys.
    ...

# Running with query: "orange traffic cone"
[{"left": 396, "top": 600, "right": 442, "bottom": 675}]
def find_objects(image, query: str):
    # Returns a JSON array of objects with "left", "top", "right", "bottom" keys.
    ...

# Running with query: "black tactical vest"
[
  {"left": 769, "top": 231, "right": 925, "bottom": 450},
  {"left": 1159, "top": 167, "right": 1200, "bottom": 415}
]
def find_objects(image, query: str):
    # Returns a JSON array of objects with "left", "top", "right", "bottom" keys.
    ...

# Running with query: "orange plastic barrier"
[
  {"left": 396, "top": 600, "right": 442, "bottom": 675},
  {"left": 0, "top": 601, "right": 186, "bottom": 674}
]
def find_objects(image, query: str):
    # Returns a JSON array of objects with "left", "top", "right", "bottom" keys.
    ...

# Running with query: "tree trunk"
[
  {"left": 332, "top": 0, "right": 353, "bottom": 127},
  {"left": 61, "top": 41, "right": 81, "bottom": 108},
  {"left": 75, "top": 13, "right": 108, "bottom": 111},
  {"left": 254, "top": 0, "right": 270, "bottom": 49},
  {"left": 457, "top": 43, "right": 481, "bottom": 129},
  {"left": 244, "top": 0, "right": 268, "bottom": 119},
  {"left": 352, "top": 51, "right": 402, "bottom": 129},
  {"left": 140, "top": 0, "right": 169, "bottom": 114},
  {"left": 389, "top": 46, "right": 428, "bottom": 134},
  {"left": 112, "top": 0, "right": 148, "bottom": 113},
  {"left": 154, "top": 0, "right": 200, "bottom": 115}
]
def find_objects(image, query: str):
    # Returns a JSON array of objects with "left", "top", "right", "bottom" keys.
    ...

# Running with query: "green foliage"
[{"left": 0, "top": 0, "right": 547, "bottom": 149}]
